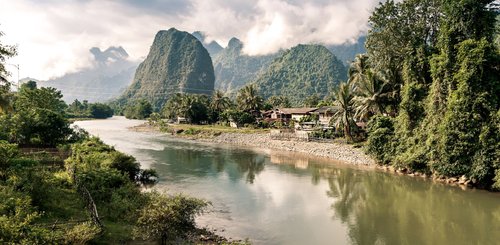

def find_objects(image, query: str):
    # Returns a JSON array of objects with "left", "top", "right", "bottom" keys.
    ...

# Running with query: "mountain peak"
[
  {"left": 227, "top": 38, "right": 243, "bottom": 50},
  {"left": 191, "top": 30, "right": 223, "bottom": 57}
]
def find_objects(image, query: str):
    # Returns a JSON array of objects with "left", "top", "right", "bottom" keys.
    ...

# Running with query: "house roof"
[
  {"left": 278, "top": 108, "right": 318, "bottom": 114},
  {"left": 313, "top": 106, "right": 340, "bottom": 114}
]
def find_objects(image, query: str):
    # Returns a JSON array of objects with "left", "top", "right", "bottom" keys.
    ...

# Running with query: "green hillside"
[
  {"left": 252, "top": 44, "right": 347, "bottom": 106},
  {"left": 213, "top": 38, "right": 279, "bottom": 93}
]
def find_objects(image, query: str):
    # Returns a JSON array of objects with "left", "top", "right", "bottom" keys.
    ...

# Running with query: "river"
[{"left": 75, "top": 116, "right": 500, "bottom": 245}]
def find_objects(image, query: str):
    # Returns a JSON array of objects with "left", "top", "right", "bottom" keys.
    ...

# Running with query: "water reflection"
[{"left": 76, "top": 117, "right": 500, "bottom": 245}]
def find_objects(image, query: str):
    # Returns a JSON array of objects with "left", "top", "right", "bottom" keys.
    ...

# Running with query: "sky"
[{"left": 0, "top": 0, "right": 382, "bottom": 81}]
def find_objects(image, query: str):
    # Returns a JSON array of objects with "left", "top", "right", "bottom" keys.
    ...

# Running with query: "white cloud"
[{"left": 0, "top": 0, "right": 381, "bottom": 80}]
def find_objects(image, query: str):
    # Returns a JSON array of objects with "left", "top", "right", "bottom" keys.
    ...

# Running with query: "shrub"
[
  {"left": 133, "top": 192, "right": 209, "bottom": 243},
  {"left": 365, "top": 116, "right": 395, "bottom": 165}
]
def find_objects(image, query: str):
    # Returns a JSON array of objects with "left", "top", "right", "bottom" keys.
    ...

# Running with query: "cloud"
[{"left": 0, "top": 0, "right": 381, "bottom": 80}]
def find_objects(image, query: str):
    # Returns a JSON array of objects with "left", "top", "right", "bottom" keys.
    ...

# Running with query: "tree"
[
  {"left": 210, "top": 90, "right": 231, "bottom": 122},
  {"left": 15, "top": 82, "right": 67, "bottom": 113},
  {"left": 236, "top": 84, "right": 263, "bottom": 112},
  {"left": 266, "top": 95, "right": 291, "bottom": 108},
  {"left": 124, "top": 99, "right": 152, "bottom": 119},
  {"left": 331, "top": 82, "right": 356, "bottom": 141},
  {"left": 366, "top": 0, "right": 442, "bottom": 106},
  {"left": 352, "top": 71, "right": 394, "bottom": 120},
  {"left": 304, "top": 94, "right": 320, "bottom": 107},
  {"left": 88, "top": 103, "right": 113, "bottom": 119},
  {"left": 0, "top": 30, "right": 17, "bottom": 84},
  {"left": 0, "top": 82, "right": 12, "bottom": 114}
]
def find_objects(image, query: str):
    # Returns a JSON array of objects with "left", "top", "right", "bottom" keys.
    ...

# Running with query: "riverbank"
[{"left": 131, "top": 123, "right": 375, "bottom": 166}]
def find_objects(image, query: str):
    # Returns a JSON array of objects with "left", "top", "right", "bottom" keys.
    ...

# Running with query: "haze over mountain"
[
  {"left": 252, "top": 44, "right": 347, "bottom": 106},
  {"left": 39, "top": 46, "right": 138, "bottom": 103},
  {"left": 327, "top": 35, "right": 367, "bottom": 66},
  {"left": 213, "top": 37, "right": 280, "bottom": 94},
  {"left": 117, "top": 28, "right": 215, "bottom": 109},
  {"left": 192, "top": 31, "right": 223, "bottom": 58}
]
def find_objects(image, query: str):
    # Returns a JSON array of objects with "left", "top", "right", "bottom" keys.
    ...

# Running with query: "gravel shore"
[
  {"left": 131, "top": 123, "right": 375, "bottom": 166},
  {"left": 196, "top": 132, "right": 375, "bottom": 166}
]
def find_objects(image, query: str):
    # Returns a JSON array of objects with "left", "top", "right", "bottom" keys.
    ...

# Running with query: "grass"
[{"left": 171, "top": 123, "right": 270, "bottom": 135}]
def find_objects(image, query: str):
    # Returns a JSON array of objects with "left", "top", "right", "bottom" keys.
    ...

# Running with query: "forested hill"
[
  {"left": 40, "top": 46, "right": 138, "bottom": 103},
  {"left": 117, "top": 28, "right": 215, "bottom": 110},
  {"left": 213, "top": 37, "right": 280, "bottom": 94},
  {"left": 252, "top": 44, "right": 347, "bottom": 106}
]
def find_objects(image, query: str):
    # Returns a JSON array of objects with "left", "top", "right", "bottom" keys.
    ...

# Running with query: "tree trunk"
[{"left": 344, "top": 114, "right": 352, "bottom": 141}]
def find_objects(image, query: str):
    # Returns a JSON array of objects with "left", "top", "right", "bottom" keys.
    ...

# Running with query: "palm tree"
[
  {"left": 331, "top": 81, "right": 356, "bottom": 141},
  {"left": 210, "top": 90, "right": 231, "bottom": 112},
  {"left": 348, "top": 54, "right": 394, "bottom": 120},
  {"left": 353, "top": 72, "right": 393, "bottom": 120},
  {"left": 236, "top": 84, "right": 263, "bottom": 112},
  {"left": 348, "top": 54, "right": 371, "bottom": 86}
]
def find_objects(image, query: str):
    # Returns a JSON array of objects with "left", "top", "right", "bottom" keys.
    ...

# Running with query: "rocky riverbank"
[
  {"left": 130, "top": 123, "right": 375, "bottom": 166},
  {"left": 199, "top": 133, "right": 375, "bottom": 166}
]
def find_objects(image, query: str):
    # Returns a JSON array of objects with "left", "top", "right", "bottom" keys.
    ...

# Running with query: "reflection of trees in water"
[
  {"left": 236, "top": 154, "right": 265, "bottom": 184},
  {"left": 321, "top": 168, "right": 500, "bottom": 245}
]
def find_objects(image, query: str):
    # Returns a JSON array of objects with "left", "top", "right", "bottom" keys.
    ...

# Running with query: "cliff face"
[
  {"left": 120, "top": 28, "right": 215, "bottom": 109},
  {"left": 252, "top": 44, "right": 347, "bottom": 106}
]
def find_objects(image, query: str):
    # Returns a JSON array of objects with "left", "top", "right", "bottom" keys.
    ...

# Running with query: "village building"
[{"left": 311, "top": 106, "right": 339, "bottom": 127}]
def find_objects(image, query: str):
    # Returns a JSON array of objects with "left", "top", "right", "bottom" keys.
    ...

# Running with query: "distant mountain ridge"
[
  {"left": 213, "top": 37, "right": 280, "bottom": 94},
  {"left": 40, "top": 46, "right": 138, "bottom": 103},
  {"left": 252, "top": 44, "right": 347, "bottom": 106},
  {"left": 117, "top": 28, "right": 215, "bottom": 109}
]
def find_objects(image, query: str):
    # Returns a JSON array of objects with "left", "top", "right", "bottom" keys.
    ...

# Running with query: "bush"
[
  {"left": 133, "top": 192, "right": 209, "bottom": 243},
  {"left": 365, "top": 116, "right": 395, "bottom": 165},
  {"left": 64, "top": 222, "right": 101, "bottom": 244}
]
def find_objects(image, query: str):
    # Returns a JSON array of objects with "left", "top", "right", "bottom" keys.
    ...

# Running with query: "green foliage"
[
  {"left": 266, "top": 95, "right": 291, "bottom": 108},
  {"left": 363, "top": 0, "right": 500, "bottom": 189},
  {"left": 304, "top": 94, "right": 320, "bottom": 107},
  {"left": 117, "top": 28, "right": 214, "bottom": 110},
  {"left": 365, "top": 116, "right": 395, "bottom": 164},
  {"left": 0, "top": 81, "right": 73, "bottom": 146},
  {"left": 0, "top": 140, "right": 18, "bottom": 166},
  {"left": 434, "top": 39, "right": 499, "bottom": 178},
  {"left": 88, "top": 103, "right": 113, "bottom": 119},
  {"left": 162, "top": 93, "right": 211, "bottom": 124},
  {"left": 0, "top": 30, "right": 17, "bottom": 84},
  {"left": 236, "top": 84, "right": 263, "bottom": 112},
  {"left": 124, "top": 99, "right": 152, "bottom": 119},
  {"left": 64, "top": 222, "right": 101, "bottom": 244},
  {"left": 221, "top": 109, "right": 255, "bottom": 126},
  {"left": 331, "top": 82, "right": 356, "bottom": 141},
  {"left": 133, "top": 192, "right": 209, "bottom": 243},
  {"left": 0, "top": 186, "right": 52, "bottom": 244},
  {"left": 253, "top": 44, "right": 347, "bottom": 106},
  {"left": 213, "top": 38, "right": 279, "bottom": 93}
]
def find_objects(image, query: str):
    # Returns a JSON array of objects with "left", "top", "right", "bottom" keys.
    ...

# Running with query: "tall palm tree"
[
  {"left": 353, "top": 72, "right": 393, "bottom": 120},
  {"left": 211, "top": 90, "right": 231, "bottom": 112},
  {"left": 348, "top": 54, "right": 394, "bottom": 120},
  {"left": 348, "top": 54, "right": 371, "bottom": 86},
  {"left": 236, "top": 84, "right": 263, "bottom": 112},
  {"left": 331, "top": 81, "right": 356, "bottom": 141}
]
